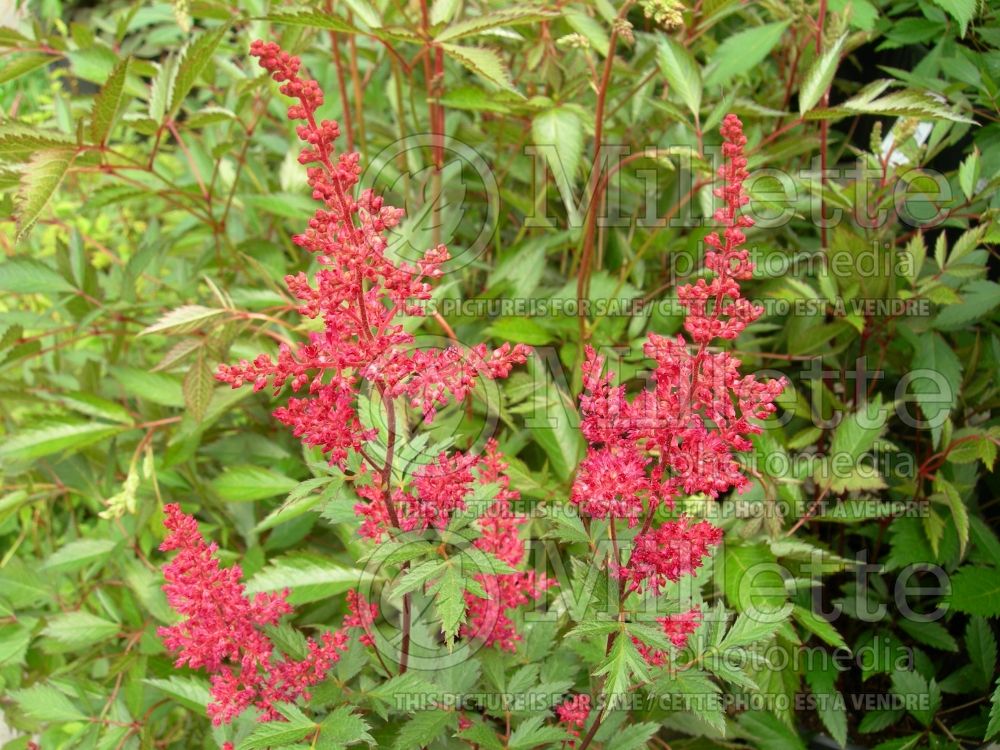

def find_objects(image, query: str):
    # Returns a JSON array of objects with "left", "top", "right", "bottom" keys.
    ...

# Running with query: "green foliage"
[{"left": 1, "top": 0, "right": 998, "bottom": 749}]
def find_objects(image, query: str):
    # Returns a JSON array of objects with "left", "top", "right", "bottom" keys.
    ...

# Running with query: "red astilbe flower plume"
[
  {"left": 216, "top": 41, "right": 530, "bottom": 467},
  {"left": 633, "top": 607, "right": 703, "bottom": 666},
  {"left": 556, "top": 694, "right": 591, "bottom": 746},
  {"left": 158, "top": 504, "right": 348, "bottom": 725},
  {"left": 571, "top": 114, "right": 785, "bottom": 605},
  {"left": 461, "top": 440, "right": 553, "bottom": 651}
]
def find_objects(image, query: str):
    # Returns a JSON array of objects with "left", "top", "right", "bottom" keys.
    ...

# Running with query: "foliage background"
[{"left": 0, "top": 0, "right": 999, "bottom": 748}]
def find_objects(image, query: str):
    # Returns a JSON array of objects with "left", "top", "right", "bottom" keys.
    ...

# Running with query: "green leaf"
[
  {"left": 144, "top": 676, "right": 211, "bottom": 712},
  {"left": 259, "top": 10, "right": 357, "bottom": 33},
  {"left": 807, "top": 81, "right": 975, "bottom": 123},
  {"left": 90, "top": 57, "right": 132, "bottom": 145},
  {"left": 737, "top": 709, "right": 806, "bottom": 750},
  {"left": 169, "top": 26, "right": 228, "bottom": 118},
  {"left": 829, "top": 394, "right": 886, "bottom": 460},
  {"left": 15, "top": 149, "right": 74, "bottom": 243},
  {"left": 911, "top": 334, "right": 962, "bottom": 448},
  {"left": 524, "top": 357, "right": 583, "bottom": 480},
  {"left": 934, "top": 280, "right": 1000, "bottom": 330},
  {"left": 239, "top": 703, "right": 316, "bottom": 749},
  {"left": 890, "top": 669, "right": 941, "bottom": 726},
  {"left": 392, "top": 710, "right": 456, "bottom": 750},
  {"left": 246, "top": 554, "right": 370, "bottom": 605},
  {"left": 439, "top": 44, "right": 520, "bottom": 96},
  {"left": 43, "top": 539, "right": 117, "bottom": 573},
  {"left": 705, "top": 21, "right": 790, "bottom": 88},
  {"left": 0, "top": 256, "right": 73, "bottom": 293},
  {"left": 429, "top": 564, "right": 467, "bottom": 645},
  {"left": 42, "top": 611, "right": 120, "bottom": 649},
  {"left": 435, "top": 7, "right": 556, "bottom": 42},
  {"left": 958, "top": 148, "right": 981, "bottom": 201},
  {"left": 933, "top": 476, "right": 969, "bottom": 557},
  {"left": 486, "top": 317, "right": 554, "bottom": 346},
  {"left": 11, "top": 684, "right": 89, "bottom": 723},
  {"left": 508, "top": 715, "right": 571, "bottom": 749},
  {"left": 595, "top": 633, "right": 649, "bottom": 699},
  {"left": 255, "top": 477, "right": 339, "bottom": 532},
  {"left": 805, "top": 659, "right": 847, "bottom": 748},
  {"left": 604, "top": 722, "right": 659, "bottom": 750},
  {"left": 0, "top": 125, "right": 74, "bottom": 156},
  {"left": 799, "top": 32, "right": 847, "bottom": 114},
  {"left": 0, "top": 420, "right": 126, "bottom": 463},
  {"left": 932, "top": 0, "right": 976, "bottom": 35},
  {"left": 897, "top": 619, "right": 958, "bottom": 652},
  {"left": 966, "top": 616, "right": 998, "bottom": 690},
  {"left": 212, "top": 466, "right": 299, "bottom": 502},
  {"left": 722, "top": 610, "right": 789, "bottom": 649},
  {"left": 183, "top": 350, "right": 215, "bottom": 422},
  {"left": 531, "top": 106, "right": 584, "bottom": 226},
  {"left": 140, "top": 305, "right": 228, "bottom": 336},
  {"left": 792, "top": 605, "right": 847, "bottom": 650},
  {"left": 720, "top": 543, "right": 788, "bottom": 615},
  {"left": 0, "top": 54, "right": 55, "bottom": 85},
  {"left": 987, "top": 678, "right": 1000, "bottom": 740},
  {"left": 949, "top": 565, "right": 1000, "bottom": 617},
  {"left": 111, "top": 367, "right": 185, "bottom": 408},
  {"left": 656, "top": 37, "right": 702, "bottom": 116},
  {"left": 320, "top": 705, "right": 373, "bottom": 747}
]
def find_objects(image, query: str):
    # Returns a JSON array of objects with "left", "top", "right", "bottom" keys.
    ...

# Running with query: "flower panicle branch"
[
  {"left": 215, "top": 40, "right": 530, "bottom": 467},
  {"left": 571, "top": 113, "right": 786, "bottom": 660},
  {"left": 158, "top": 504, "right": 348, "bottom": 726}
]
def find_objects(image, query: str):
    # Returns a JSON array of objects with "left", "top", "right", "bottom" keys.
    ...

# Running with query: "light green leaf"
[
  {"left": 0, "top": 256, "right": 73, "bottom": 293},
  {"left": 140, "top": 305, "right": 228, "bottom": 336},
  {"left": 595, "top": 633, "right": 649, "bottom": 698},
  {"left": 15, "top": 149, "right": 74, "bottom": 243},
  {"left": 90, "top": 57, "right": 132, "bottom": 145},
  {"left": 391, "top": 710, "right": 456, "bottom": 750},
  {"left": 12, "top": 684, "right": 89, "bottom": 723},
  {"left": 706, "top": 21, "right": 790, "bottom": 88},
  {"left": 246, "top": 554, "right": 370, "bottom": 605},
  {"left": 439, "top": 43, "right": 520, "bottom": 96},
  {"left": 958, "top": 148, "right": 981, "bottom": 201},
  {"left": 910, "top": 334, "right": 962, "bottom": 448},
  {"left": 111, "top": 367, "right": 185, "bottom": 407},
  {"left": 320, "top": 705, "right": 373, "bottom": 747},
  {"left": 932, "top": 0, "right": 976, "bottom": 35},
  {"left": 531, "top": 106, "right": 584, "bottom": 227},
  {"left": 183, "top": 350, "right": 215, "bottom": 422},
  {"left": 43, "top": 539, "right": 117, "bottom": 573},
  {"left": 436, "top": 7, "right": 556, "bottom": 42},
  {"left": 144, "top": 676, "right": 211, "bottom": 712},
  {"left": 656, "top": 37, "right": 701, "bottom": 116},
  {"left": 213, "top": 466, "right": 299, "bottom": 502},
  {"left": 0, "top": 54, "right": 55, "bottom": 85},
  {"left": 259, "top": 10, "right": 357, "bottom": 33},
  {"left": 239, "top": 702, "right": 315, "bottom": 749},
  {"left": 43, "top": 611, "right": 120, "bottom": 649},
  {"left": 0, "top": 420, "right": 126, "bottom": 463},
  {"left": 799, "top": 33, "right": 847, "bottom": 114},
  {"left": 255, "top": 477, "right": 339, "bottom": 532},
  {"left": 169, "top": 26, "right": 227, "bottom": 118}
]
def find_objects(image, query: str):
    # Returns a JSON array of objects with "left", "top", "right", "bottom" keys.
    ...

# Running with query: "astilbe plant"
[
  {"left": 558, "top": 114, "right": 785, "bottom": 742},
  {"left": 157, "top": 40, "right": 540, "bottom": 738},
  {"left": 156, "top": 43, "right": 784, "bottom": 747}
]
